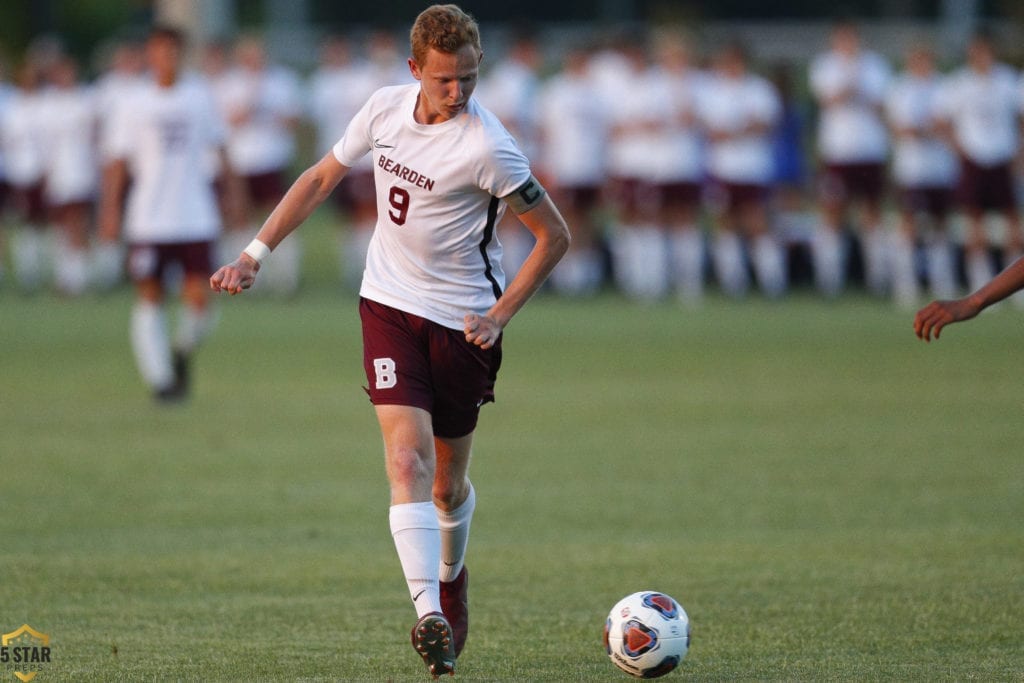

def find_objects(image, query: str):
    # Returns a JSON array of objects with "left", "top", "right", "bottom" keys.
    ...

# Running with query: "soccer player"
[
  {"left": 809, "top": 19, "right": 891, "bottom": 297},
  {"left": 2, "top": 61, "right": 49, "bottom": 293},
  {"left": 885, "top": 44, "right": 959, "bottom": 308},
  {"left": 99, "top": 25, "right": 242, "bottom": 402},
  {"left": 210, "top": 5, "right": 569, "bottom": 677},
  {"left": 695, "top": 40, "right": 786, "bottom": 298},
  {"left": 934, "top": 29, "right": 1023, "bottom": 294},
  {"left": 39, "top": 54, "right": 98, "bottom": 297}
]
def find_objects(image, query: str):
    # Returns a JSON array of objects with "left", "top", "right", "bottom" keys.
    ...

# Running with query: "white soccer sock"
[
  {"left": 11, "top": 228, "right": 47, "bottom": 292},
  {"left": 174, "top": 305, "right": 214, "bottom": 354},
  {"left": 889, "top": 231, "right": 918, "bottom": 310},
  {"left": 811, "top": 227, "right": 844, "bottom": 297},
  {"left": 131, "top": 301, "right": 174, "bottom": 390},
  {"left": 669, "top": 228, "right": 704, "bottom": 304},
  {"left": 436, "top": 482, "right": 475, "bottom": 582},
  {"left": 712, "top": 231, "right": 748, "bottom": 297},
  {"left": 390, "top": 501, "right": 443, "bottom": 618},
  {"left": 965, "top": 251, "right": 994, "bottom": 294},
  {"left": 752, "top": 234, "right": 787, "bottom": 299},
  {"left": 925, "top": 238, "right": 956, "bottom": 300}
]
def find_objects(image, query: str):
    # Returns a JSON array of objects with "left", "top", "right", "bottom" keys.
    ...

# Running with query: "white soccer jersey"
[
  {"left": 606, "top": 66, "right": 670, "bottom": 180},
  {"left": 220, "top": 65, "right": 302, "bottom": 174},
  {"left": 1, "top": 88, "right": 48, "bottom": 187},
  {"left": 94, "top": 70, "right": 145, "bottom": 161},
  {"left": 0, "top": 83, "right": 15, "bottom": 181},
  {"left": 696, "top": 73, "right": 780, "bottom": 184},
  {"left": 810, "top": 50, "right": 891, "bottom": 163},
  {"left": 937, "top": 63, "right": 1023, "bottom": 167},
  {"left": 537, "top": 72, "right": 608, "bottom": 187},
  {"left": 646, "top": 67, "right": 705, "bottom": 183},
  {"left": 885, "top": 73, "right": 957, "bottom": 188},
  {"left": 333, "top": 84, "right": 532, "bottom": 331},
  {"left": 39, "top": 84, "right": 99, "bottom": 204},
  {"left": 104, "top": 77, "right": 227, "bottom": 243}
]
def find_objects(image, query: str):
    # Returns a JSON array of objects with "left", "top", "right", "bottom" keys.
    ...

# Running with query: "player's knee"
[
  {"left": 387, "top": 447, "right": 434, "bottom": 488},
  {"left": 432, "top": 477, "right": 469, "bottom": 511}
]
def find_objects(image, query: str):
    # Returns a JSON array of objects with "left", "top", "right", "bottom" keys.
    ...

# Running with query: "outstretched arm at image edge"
[{"left": 914, "top": 255, "right": 1024, "bottom": 341}]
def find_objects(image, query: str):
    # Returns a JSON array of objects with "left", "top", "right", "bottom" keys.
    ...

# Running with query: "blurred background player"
[
  {"left": 537, "top": 45, "right": 608, "bottom": 296},
  {"left": 99, "top": 25, "right": 243, "bottom": 402},
  {"left": 605, "top": 36, "right": 670, "bottom": 301},
  {"left": 40, "top": 54, "right": 99, "bottom": 297},
  {"left": 884, "top": 43, "right": 959, "bottom": 308},
  {"left": 0, "top": 55, "right": 13, "bottom": 287},
  {"left": 696, "top": 40, "right": 786, "bottom": 299},
  {"left": 219, "top": 33, "right": 303, "bottom": 295},
  {"left": 648, "top": 32, "right": 706, "bottom": 304},
  {"left": 92, "top": 35, "right": 146, "bottom": 291},
  {"left": 2, "top": 61, "right": 49, "bottom": 293},
  {"left": 809, "top": 19, "right": 891, "bottom": 297},
  {"left": 935, "top": 29, "right": 1023, "bottom": 295},
  {"left": 475, "top": 28, "right": 543, "bottom": 282}
]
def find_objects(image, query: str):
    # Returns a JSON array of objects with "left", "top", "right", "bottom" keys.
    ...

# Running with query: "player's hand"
[
  {"left": 464, "top": 313, "right": 502, "bottom": 349},
  {"left": 913, "top": 298, "right": 980, "bottom": 342},
  {"left": 210, "top": 254, "right": 260, "bottom": 295}
]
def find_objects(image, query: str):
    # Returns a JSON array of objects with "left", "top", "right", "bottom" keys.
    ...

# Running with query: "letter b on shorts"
[{"left": 373, "top": 357, "right": 398, "bottom": 389}]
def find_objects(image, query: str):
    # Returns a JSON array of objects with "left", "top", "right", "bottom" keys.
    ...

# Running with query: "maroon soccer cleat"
[
  {"left": 440, "top": 566, "right": 469, "bottom": 657},
  {"left": 410, "top": 611, "right": 455, "bottom": 678}
]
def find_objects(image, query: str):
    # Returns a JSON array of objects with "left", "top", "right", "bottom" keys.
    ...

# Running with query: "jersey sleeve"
[{"left": 478, "top": 127, "right": 532, "bottom": 199}]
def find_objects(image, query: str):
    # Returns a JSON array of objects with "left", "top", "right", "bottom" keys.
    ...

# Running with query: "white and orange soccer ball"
[{"left": 603, "top": 591, "right": 690, "bottom": 678}]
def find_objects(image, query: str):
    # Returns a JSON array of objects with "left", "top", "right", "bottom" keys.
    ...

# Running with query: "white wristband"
[{"left": 243, "top": 238, "right": 271, "bottom": 264}]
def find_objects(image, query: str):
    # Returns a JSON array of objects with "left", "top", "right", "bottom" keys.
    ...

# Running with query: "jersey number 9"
[{"left": 388, "top": 186, "right": 410, "bottom": 226}]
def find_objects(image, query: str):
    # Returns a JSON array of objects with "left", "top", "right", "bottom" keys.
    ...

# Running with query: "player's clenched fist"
[
  {"left": 210, "top": 255, "right": 259, "bottom": 295},
  {"left": 464, "top": 313, "right": 502, "bottom": 349}
]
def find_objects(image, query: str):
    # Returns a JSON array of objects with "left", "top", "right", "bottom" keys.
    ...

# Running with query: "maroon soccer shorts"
[
  {"left": 957, "top": 159, "right": 1017, "bottom": 213},
  {"left": 127, "top": 240, "right": 215, "bottom": 283},
  {"left": 330, "top": 169, "right": 376, "bottom": 213},
  {"left": 244, "top": 170, "right": 288, "bottom": 206},
  {"left": 818, "top": 162, "right": 886, "bottom": 204},
  {"left": 359, "top": 298, "right": 502, "bottom": 439}
]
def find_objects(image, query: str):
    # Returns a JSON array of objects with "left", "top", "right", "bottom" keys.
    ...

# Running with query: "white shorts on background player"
[
  {"left": 103, "top": 77, "right": 227, "bottom": 244},
  {"left": 809, "top": 50, "right": 891, "bottom": 163},
  {"left": 333, "top": 84, "right": 533, "bottom": 332}
]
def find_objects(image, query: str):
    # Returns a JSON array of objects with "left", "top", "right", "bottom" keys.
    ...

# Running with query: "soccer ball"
[{"left": 603, "top": 591, "right": 690, "bottom": 678}]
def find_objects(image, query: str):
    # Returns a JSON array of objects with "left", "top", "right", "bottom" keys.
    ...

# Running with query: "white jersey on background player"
[
  {"left": 334, "top": 82, "right": 530, "bottom": 329},
  {"left": 104, "top": 76, "right": 226, "bottom": 244}
]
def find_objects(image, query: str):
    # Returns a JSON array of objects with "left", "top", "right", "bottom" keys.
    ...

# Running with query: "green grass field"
[{"left": 2, "top": 220, "right": 1023, "bottom": 680}]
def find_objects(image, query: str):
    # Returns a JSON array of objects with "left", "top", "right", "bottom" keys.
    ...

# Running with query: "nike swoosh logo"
[
  {"left": 373, "top": 138, "right": 395, "bottom": 149},
  {"left": 413, "top": 589, "right": 427, "bottom": 601},
  {"left": 443, "top": 560, "right": 459, "bottom": 567}
]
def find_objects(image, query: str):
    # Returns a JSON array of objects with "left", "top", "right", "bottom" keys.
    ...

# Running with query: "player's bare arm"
[
  {"left": 211, "top": 152, "right": 350, "bottom": 294},
  {"left": 914, "top": 256, "right": 1024, "bottom": 341},
  {"left": 97, "top": 158, "right": 129, "bottom": 243},
  {"left": 465, "top": 188, "right": 569, "bottom": 349}
]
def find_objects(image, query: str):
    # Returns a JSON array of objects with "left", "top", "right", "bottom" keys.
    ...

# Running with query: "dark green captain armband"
[{"left": 502, "top": 175, "right": 547, "bottom": 214}]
